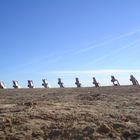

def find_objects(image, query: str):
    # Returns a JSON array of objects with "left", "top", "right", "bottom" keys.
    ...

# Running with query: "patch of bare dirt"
[{"left": 0, "top": 86, "right": 140, "bottom": 140}]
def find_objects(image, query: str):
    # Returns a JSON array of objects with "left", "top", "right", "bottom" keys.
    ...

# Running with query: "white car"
[{"left": 0, "top": 81, "right": 6, "bottom": 89}]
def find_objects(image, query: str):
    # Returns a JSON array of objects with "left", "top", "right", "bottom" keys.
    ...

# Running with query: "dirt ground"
[{"left": 0, "top": 86, "right": 140, "bottom": 140}]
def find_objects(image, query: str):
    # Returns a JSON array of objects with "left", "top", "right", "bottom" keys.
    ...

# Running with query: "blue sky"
[{"left": 0, "top": 0, "right": 140, "bottom": 88}]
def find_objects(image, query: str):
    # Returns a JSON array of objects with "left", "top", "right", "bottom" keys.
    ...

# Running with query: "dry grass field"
[{"left": 0, "top": 86, "right": 140, "bottom": 140}]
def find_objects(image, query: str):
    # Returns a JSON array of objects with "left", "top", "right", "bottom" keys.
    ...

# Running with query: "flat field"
[{"left": 0, "top": 86, "right": 140, "bottom": 140}]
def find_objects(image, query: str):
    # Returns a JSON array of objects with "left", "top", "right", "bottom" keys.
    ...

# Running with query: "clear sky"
[{"left": 0, "top": 0, "right": 140, "bottom": 88}]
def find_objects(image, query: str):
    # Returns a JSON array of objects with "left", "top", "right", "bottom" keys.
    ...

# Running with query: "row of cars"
[{"left": 0, "top": 75, "right": 139, "bottom": 89}]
